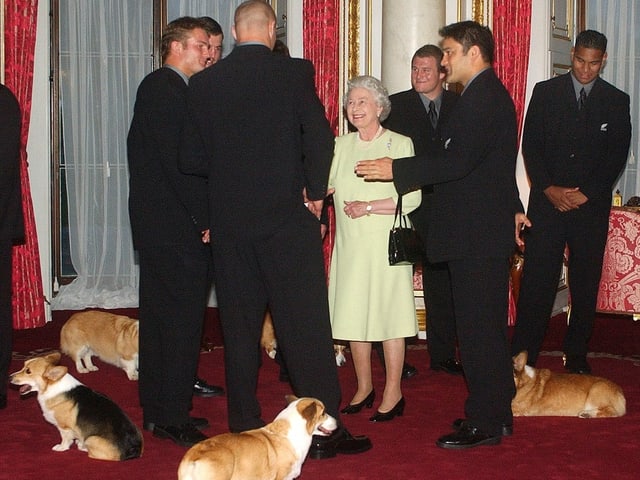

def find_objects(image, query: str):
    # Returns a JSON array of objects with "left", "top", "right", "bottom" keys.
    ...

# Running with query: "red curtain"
[
  {"left": 492, "top": 0, "right": 532, "bottom": 325},
  {"left": 4, "top": 0, "right": 46, "bottom": 329},
  {"left": 493, "top": 0, "right": 532, "bottom": 142},
  {"left": 303, "top": 0, "right": 340, "bottom": 279}
]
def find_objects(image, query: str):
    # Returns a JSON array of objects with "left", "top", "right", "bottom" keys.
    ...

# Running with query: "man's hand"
[
  {"left": 201, "top": 229, "right": 210, "bottom": 244},
  {"left": 302, "top": 187, "right": 324, "bottom": 219},
  {"left": 544, "top": 185, "right": 585, "bottom": 212},
  {"left": 354, "top": 157, "right": 394, "bottom": 181},
  {"left": 515, "top": 213, "right": 531, "bottom": 250}
]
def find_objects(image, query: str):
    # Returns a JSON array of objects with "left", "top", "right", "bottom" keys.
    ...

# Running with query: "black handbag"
[{"left": 388, "top": 195, "right": 424, "bottom": 265}]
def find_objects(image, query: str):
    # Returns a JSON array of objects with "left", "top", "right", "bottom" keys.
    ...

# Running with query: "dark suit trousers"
[
  {"left": 137, "top": 243, "right": 211, "bottom": 426},
  {"left": 212, "top": 208, "right": 341, "bottom": 432},
  {"left": 512, "top": 203, "right": 610, "bottom": 363},
  {"left": 0, "top": 239, "right": 12, "bottom": 396},
  {"left": 422, "top": 259, "right": 457, "bottom": 364},
  {"left": 448, "top": 256, "right": 514, "bottom": 435}
]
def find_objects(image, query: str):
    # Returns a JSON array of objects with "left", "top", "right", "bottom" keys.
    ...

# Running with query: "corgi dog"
[
  {"left": 178, "top": 396, "right": 337, "bottom": 480},
  {"left": 512, "top": 351, "right": 626, "bottom": 418},
  {"left": 261, "top": 311, "right": 347, "bottom": 367},
  {"left": 10, "top": 352, "right": 143, "bottom": 461},
  {"left": 60, "top": 310, "right": 139, "bottom": 380}
]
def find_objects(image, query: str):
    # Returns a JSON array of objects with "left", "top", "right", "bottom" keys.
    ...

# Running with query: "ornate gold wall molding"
[{"left": 347, "top": 0, "right": 360, "bottom": 81}]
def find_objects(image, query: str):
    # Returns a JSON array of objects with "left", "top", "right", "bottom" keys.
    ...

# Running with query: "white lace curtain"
[
  {"left": 51, "top": 0, "right": 244, "bottom": 310},
  {"left": 587, "top": 1, "right": 639, "bottom": 203},
  {"left": 51, "top": 0, "right": 153, "bottom": 309}
]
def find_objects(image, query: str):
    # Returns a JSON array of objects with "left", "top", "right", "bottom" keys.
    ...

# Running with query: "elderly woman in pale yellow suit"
[{"left": 329, "top": 75, "right": 420, "bottom": 422}]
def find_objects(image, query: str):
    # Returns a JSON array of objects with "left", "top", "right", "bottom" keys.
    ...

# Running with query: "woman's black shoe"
[
  {"left": 369, "top": 397, "right": 405, "bottom": 422},
  {"left": 340, "top": 389, "right": 375, "bottom": 414}
]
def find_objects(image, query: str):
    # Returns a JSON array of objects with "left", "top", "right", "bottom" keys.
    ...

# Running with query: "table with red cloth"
[{"left": 597, "top": 206, "right": 640, "bottom": 320}]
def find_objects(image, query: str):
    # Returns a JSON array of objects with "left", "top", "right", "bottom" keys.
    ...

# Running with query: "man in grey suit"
[
  {"left": 511, "top": 30, "right": 631, "bottom": 374},
  {"left": 383, "top": 44, "right": 462, "bottom": 377},
  {"left": 357, "top": 21, "right": 522, "bottom": 449},
  {"left": 184, "top": 0, "right": 371, "bottom": 459}
]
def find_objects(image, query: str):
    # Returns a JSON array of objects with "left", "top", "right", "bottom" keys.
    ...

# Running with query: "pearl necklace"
[{"left": 358, "top": 124, "right": 384, "bottom": 143}]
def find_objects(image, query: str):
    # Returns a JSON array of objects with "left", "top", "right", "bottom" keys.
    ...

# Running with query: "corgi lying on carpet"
[
  {"left": 178, "top": 396, "right": 337, "bottom": 480},
  {"left": 512, "top": 351, "right": 626, "bottom": 418},
  {"left": 261, "top": 311, "right": 347, "bottom": 367},
  {"left": 10, "top": 352, "right": 143, "bottom": 461},
  {"left": 60, "top": 310, "right": 139, "bottom": 380}
]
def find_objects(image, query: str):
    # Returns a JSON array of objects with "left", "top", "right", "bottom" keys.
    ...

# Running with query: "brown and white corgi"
[
  {"left": 178, "top": 396, "right": 337, "bottom": 480},
  {"left": 512, "top": 351, "right": 626, "bottom": 418},
  {"left": 10, "top": 352, "right": 143, "bottom": 461},
  {"left": 60, "top": 310, "right": 139, "bottom": 380}
]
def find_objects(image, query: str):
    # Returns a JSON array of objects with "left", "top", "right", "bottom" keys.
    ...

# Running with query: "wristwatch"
[{"left": 366, "top": 203, "right": 372, "bottom": 215}]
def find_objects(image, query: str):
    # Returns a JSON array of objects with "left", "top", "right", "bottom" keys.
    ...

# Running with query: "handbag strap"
[{"left": 393, "top": 195, "right": 409, "bottom": 228}]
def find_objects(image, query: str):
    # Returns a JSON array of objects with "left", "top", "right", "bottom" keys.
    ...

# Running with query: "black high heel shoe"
[
  {"left": 369, "top": 397, "right": 405, "bottom": 422},
  {"left": 340, "top": 390, "right": 375, "bottom": 414}
]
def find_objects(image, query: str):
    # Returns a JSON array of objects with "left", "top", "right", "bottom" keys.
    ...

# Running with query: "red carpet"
[{"left": 2, "top": 312, "right": 639, "bottom": 480}]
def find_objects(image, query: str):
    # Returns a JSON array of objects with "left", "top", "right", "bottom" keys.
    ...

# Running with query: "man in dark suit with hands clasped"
[{"left": 511, "top": 30, "right": 631, "bottom": 375}]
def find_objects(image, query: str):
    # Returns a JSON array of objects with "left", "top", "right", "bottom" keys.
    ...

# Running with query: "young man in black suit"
[
  {"left": 0, "top": 83, "right": 24, "bottom": 410},
  {"left": 511, "top": 30, "right": 631, "bottom": 374},
  {"left": 183, "top": 0, "right": 371, "bottom": 458},
  {"left": 127, "top": 17, "right": 223, "bottom": 447},
  {"left": 356, "top": 21, "right": 522, "bottom": 449},
  {"left": 382, "top": 44, "right": 462, "bottom": 377}
]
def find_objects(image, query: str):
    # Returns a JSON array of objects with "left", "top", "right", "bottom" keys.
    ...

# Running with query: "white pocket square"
[
  {"left": 600, "top": 123, "right": 608, "bottom": 131},
  {"left": 444, "top": 138, "right": 452, "bottom": 149}
]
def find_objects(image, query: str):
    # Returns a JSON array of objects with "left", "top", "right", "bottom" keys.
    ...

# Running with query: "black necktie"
[
  {"left": 428, "top": 100, "right": 438, "bottom": 129},
  {"left": 578, "top": 87, "right": 587, "bottom": 110}
]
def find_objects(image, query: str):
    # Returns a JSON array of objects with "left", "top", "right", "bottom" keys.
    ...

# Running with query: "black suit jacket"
[
  {"left": 127, "top": 67, "right": 209, "bottom": 250},
  {"left": 392, "top": 69, "right": 522, "bottom": 263},
  {"left": 384, "top": 88, "right": 458, "bottom": 238},
  {"left": 184, "top": 44, "right": 334, "bottom": 237},
  {"left": 0, "top": 84, "right": 24, "bottom": 243},
  {"left": 523, "top": 72, "right": 631, "bottom": 218}
]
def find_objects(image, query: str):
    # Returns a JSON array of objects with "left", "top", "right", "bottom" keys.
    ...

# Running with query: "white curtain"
[
  {"left": 587, "top": 1, "right": 639, "bottom": 204},
  {"left": 51, "top": 1, "right": 245, "bottom": 310},
  {"left": 51, "top": 0, "right": 153, "bottom": 309}
]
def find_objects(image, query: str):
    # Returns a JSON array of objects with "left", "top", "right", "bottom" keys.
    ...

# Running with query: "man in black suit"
[
  {"left": 0, "top": 83, "right": 24, "bottom": 410},
  {"left": 356, "top": 21, "right": 521, "bottom": 449},
  {"left": 184, "top": 0, "right": 371, "bottom": 458},
  {"left": 383, "top": 44, "right": 462, "bottom": 376},
  {"left": 127, "top": 17, "right": 223, "bottom": 447},
  {"left": 511, "top": 30, "right": 631, "bottom": 374}
]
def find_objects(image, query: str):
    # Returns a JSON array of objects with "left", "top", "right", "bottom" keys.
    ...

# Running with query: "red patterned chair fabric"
[{"left": 597, "top": 207, "right": 640, "bottom": 316}]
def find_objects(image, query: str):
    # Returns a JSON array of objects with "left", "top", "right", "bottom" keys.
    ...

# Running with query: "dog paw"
[
  {"left": 52, "top": 443, "right": 70, "bottom": 452},
  {"left": 267, "top": 349, "right": 277, "bottom": 359},
  {"left": 127, "top": 371, "right": 139, "bottom": 381}
]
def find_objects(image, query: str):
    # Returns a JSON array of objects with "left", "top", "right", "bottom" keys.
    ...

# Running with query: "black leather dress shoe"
[
  {"left": 369, "top": 397, "right": 405, "bottom": 422},
  {"left": 193, "top": 377, "right": 225, "bottom": 397},
  {"left": 144, "top": 416, "right": 209, "bottom": 432},
  {"left": 401, "top": 363, "right": 418, "bottom": 379},
  {"left": 308, "top": 426, "right": 372, "bottom": 459},
  {"left": 152, "top": 423, "right": 208, "bottom": 447},
  {"left": 340, "top": 390, "right": 375, "bottom": 414},
  {"left": 564, "top": 354, "right": 592, "bottom": 374},
  {"left": 452, "top": 418, "right": 512, "bottom": 436},
  {"left": 431, "top": 358, "right": 464, "bottom": 376},
  {"left": 436, "top": 424, "right": 501, "bottom": 449}
]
